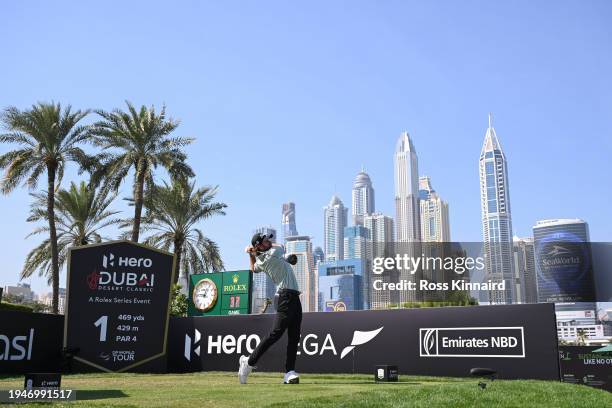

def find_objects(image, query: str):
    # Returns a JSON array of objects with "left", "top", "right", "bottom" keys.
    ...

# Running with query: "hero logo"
[
  {"left": 102, "top": 253, "right": 152, "bottom": 268},
  {"left": 87, "top": 253, "right": 155, "bottom": 290},
  {"left": 419, "top": 327, "right": 525, "bottom": 358},
  {"left": 0, "top": 329, "right": 35, "bottom": 361},
  {"left": 183, "top": 327, "right": 384, "bottom": 362}
]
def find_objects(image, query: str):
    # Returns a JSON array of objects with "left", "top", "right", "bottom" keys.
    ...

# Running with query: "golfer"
[{"left": 238, "top": 232, "right": 302, "bottom": 384}]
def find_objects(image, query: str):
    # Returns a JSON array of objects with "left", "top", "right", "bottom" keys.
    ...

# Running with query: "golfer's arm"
[{"left": 249, "top": 253, "right": 258, "bottom": 273}]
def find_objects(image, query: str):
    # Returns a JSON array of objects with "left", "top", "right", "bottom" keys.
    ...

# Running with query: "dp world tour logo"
[{"left": 419, "top": 327, "right": 525, "bottom": 358}]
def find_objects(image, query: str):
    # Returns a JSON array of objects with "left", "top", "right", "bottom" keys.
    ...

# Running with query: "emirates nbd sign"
[{"left": 419, "top": 327, "right": 525, "bottom": 358}]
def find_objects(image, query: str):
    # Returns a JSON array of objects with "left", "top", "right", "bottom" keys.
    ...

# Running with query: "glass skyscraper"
[
  {"left": 419, "top": 176, "right": 450, "bottom": 242},
  {"left": 394, "top": 131, "right": 421, "bottom": 243},
  {"left": 282, "top": 202, "right": 298, "bottom": 242},
  {"left": 351, "top": 169, "right": 375, "bottom": 226},
  {"left": 479, "top": 114, "right": 515, "bottom": 304},
  {"left": 323, "top": 195, "right": 348, "bottom": 262},
  {"left": 512, "top": 236, "right": 538, "bottom": 304},
  {"left": 285, "top": 235, "right": 316, "bottom": 312}
]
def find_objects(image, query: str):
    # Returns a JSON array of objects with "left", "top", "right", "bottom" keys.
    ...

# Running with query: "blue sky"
[{"left": 1, "top": 1, "right": 611, "bottom": 296}]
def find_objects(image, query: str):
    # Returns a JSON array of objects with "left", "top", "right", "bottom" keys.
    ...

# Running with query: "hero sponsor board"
[{"left": 168, "top": 303, "right": 559, "bottom": 379}]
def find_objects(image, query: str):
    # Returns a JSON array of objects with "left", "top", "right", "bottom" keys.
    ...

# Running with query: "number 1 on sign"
[{"left": 94, "top": 315, "right": 108, "bottom": 341}]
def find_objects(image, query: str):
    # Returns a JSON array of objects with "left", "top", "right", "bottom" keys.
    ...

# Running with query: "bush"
[
  {"left": 0, "top": 302, "right": 34, "bottom": 312},
  {"left": 170, "top": 284, "right": 188, "bottom": 317}
]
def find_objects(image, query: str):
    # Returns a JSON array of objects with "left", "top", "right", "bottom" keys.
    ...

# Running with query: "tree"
[
  {"left": 128, "top": 178, "right": 226, "bottom": 284},
  {"left": 22, "top": 181, "right": 120, "bottom": 284},
  {"left": 0, "top": 103, "right": 92, "bottom": 313},
  {"left": 170, "top": 284, "right": 188, "bottom": 317},
  {"left": 90, "top": 102, "right": 194, "bottom": 243}
]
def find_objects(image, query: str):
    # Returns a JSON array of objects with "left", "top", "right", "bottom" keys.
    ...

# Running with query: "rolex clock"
[{"left": 192, "top": 278, "right": 218, "bottom": 312}]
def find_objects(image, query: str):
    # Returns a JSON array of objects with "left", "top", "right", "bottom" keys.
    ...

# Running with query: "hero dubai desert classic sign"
[{"left": 64, "top": 241, "right": 174, "bottom": 372}]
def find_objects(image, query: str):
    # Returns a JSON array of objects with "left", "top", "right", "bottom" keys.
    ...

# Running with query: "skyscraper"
[
  {"left": 344, "top": 225, "right": 369, "bottom": 308},
  {"left": 351, "top": 169, "right": 375, "bottom": 226},
  {"left": 512, "top": 236, "right": 537, "bottom": 304},
  {"left": 363, "top": 213, "right": 394, "bottom": 310},
  {"left": 394, "top": 131, "right": 422, "bottom": 305},
  {"left": 479, "top": 114, "right": 515, "bottom": 304},
  {"left": 285, "top": 235, "right": 316, "bottom": 312},
  {"left": 394, "top": 131, "right": 421, "bottom": 243},
  {"left": 363, "top": 213, "right": 395, "bottom": 257},
  {"left": 252, "top": 226, "right": 277, "bottom": 313},
  {"left": 313, "top": 246, "right": 325, "bottom": 265},
  {"left": 323, "top": 195, "right": 348, "bottom": 262},
  {"left": 344, "top": 225, "right": 369, "bottom": 260},
  {"left": 282, "top": 202, "right": 298, "bottom": 242},
  {"left": 419, "top": 176, "right": 450, "bottom": 242}
]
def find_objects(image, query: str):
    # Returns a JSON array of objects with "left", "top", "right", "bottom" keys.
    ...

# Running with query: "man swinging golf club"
[{"left": 238, "top": 232, "right": 302, "bottom": 384}]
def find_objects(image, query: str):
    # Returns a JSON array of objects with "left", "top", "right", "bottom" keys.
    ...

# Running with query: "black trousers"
[{"left": 248, "top": 289, "right": 302, "bottom": 372}]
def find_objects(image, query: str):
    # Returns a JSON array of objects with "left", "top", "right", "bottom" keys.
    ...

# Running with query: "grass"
[{"left": 0, "top": 371, "right": 610, "bottom": 407}]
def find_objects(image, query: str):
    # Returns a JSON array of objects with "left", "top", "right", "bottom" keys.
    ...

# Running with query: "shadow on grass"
[
  {"left": 302, "top": 381, "right": 423, "bottom": 385},
  {"left": 76, "top": 390, "right": 128, "bottom": 400}
]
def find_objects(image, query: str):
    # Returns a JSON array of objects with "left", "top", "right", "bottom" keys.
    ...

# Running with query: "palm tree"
[
  {"left": 90, "top": 102, "right": 194, "bottom": 243},
  {"left": 22, "top": 181, "right": 121, "bottom": 286},
  {"left": 128, "top": 179, "right": 226, "bottom": 284},
  {"left": 0, "top": 103, "right": 92, "bottom": 313}
]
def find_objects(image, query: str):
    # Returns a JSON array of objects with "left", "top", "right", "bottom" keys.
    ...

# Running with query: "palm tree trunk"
[
  {"left": 47, "top": 164, "right": 60, "bottom": 314},
  {"left": 131, "top": 161, "right": 146, "bottom": 242},
  {"left": 173, "top": 241, "right": 183, "bottom": 285}
]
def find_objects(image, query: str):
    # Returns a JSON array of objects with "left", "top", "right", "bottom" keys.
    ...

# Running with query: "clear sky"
[{"left": 1, "top": 1, "right": 611, "bottom": 297}]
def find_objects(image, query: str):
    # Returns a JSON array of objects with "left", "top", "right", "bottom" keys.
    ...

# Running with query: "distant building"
[
  {"left": 363, "top": 213, "right": 394, "bottom": 310},
  {"left": 285, "top": 235, "right": 316, "bottom": 312},
  {"left": 512, "top": 237, "right": 538, "bottom": 303},
  {"left": 40, "top": 288, "right": 66, "bottom": 314},
  {"left": 419, "top": 176, "right": 450, "bottom": 242},
  {"left": 532, "top": 218, "right": 595, "bottom": 303},
  {"left": 252, "top": 226, "right": 277, "bottom": 314},
  {"left": 344, "top": 225, "right": 370, "bottom": 308},
  {"left": 479, "top": 114, "right": 515, "bottom": 304},
  {"left": 351, "top": 169, "right": 375, "bottom": 226},
  {"left": 318, "top": 259, "right": 363, "bottom": 311},
  {"left": 4, "top": 283, "right": 34, "bottom": 302},
  {"left": 344, "top": 225, "right": 369, "bottom": 260},
  {"left": 323, "top": 195, "right": 348, "bottom": 262},
  {"left": 394, "top": 131, "right": 421, "bottom": 243},
  {"left": 282, "top": 202, "right": 298, "bottom": 242}
]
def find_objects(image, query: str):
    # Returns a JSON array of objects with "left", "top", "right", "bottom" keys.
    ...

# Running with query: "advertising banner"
[
  {"left": 559, "top": 346, "right": 612, "bottom": 391},
  {"left": 64, "top": 241, "right": 174, "bottom": 372},
  {"left": 168, "top": 303, "right": 559, "bottom": 379},
  {"left": 0, "top": 311, "right": 63, "bottom": 374}
]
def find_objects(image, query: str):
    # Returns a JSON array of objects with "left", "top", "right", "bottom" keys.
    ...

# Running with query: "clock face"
[{"left": 193, "top": 279, "right": 218, "bottom": 312}]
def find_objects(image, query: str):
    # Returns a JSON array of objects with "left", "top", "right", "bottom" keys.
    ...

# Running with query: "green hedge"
[{"left": 0, "top": 302, "right": 34, "bottom": 313}]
